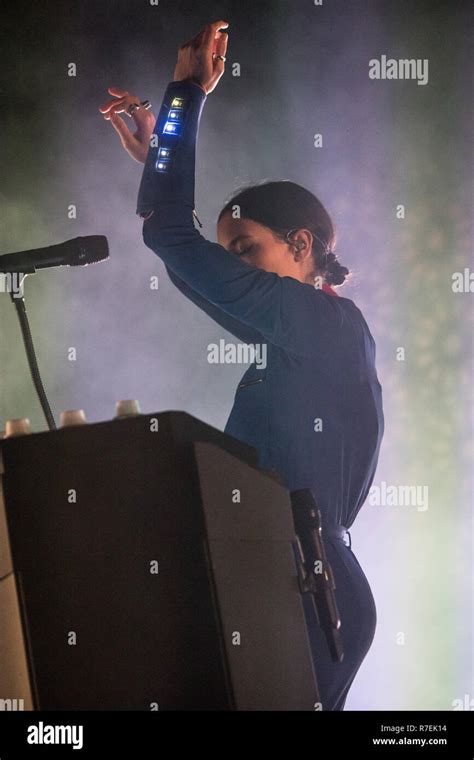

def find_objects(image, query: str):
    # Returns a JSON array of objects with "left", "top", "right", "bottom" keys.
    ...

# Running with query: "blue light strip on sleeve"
[
  {"left": 155, "top": 97, "right": 189, "bottom": 172},
  {"left": 136, "top": 80, "right": 207, "bottom": 215}
]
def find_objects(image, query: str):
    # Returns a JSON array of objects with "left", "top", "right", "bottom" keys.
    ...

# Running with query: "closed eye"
[{"left": 237, "top": 246, "right": 254, "bottom": 257}]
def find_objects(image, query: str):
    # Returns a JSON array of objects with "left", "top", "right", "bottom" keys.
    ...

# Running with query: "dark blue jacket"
[{"left": 137, "top": 80, "right": 384, "bottom": 531}]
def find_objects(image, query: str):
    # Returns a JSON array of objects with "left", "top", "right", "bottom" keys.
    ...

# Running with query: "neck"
[{"left": 304, "top": 270, "right": 326, "bottom": 288}]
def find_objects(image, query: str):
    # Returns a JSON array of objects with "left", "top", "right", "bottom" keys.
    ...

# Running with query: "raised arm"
[
  {"left": 164, "top": 265, "right": 265, "bottom": 344},
  {"left": 99, "top": 23, "right": 263, "bottom": 344},
  {"left": 137, "top": 33, "right": 340, "bottom": 357},
  {"left": 101, "top": 21, "right": 341, "bottom": 358}
]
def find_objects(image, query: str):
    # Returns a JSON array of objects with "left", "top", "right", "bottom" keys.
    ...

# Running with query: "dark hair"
[{"left": 218, "top": 180, "right": 350, "bottom": 287}]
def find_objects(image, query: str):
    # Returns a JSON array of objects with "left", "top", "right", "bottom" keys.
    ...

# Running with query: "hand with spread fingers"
[
  {"left": 99, "top": 21, "right": 229, "bottom": 163},
  {"left": 173, "top": 20, "right": 229, "bottom": 94},
  {"left": 98, "top": 88, "right": 156, "bottom": 163}
]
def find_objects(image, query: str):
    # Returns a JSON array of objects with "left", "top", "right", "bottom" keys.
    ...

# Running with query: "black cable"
[{"left": 10, "top": 291, "right": 56, "bottom": 430}]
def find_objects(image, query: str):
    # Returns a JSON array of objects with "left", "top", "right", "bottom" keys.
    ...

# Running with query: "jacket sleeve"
[
  {"left": 137, "top": 79, "right": 340, "bottom": 357},
  {"left": 164, "top": 264, "right": 265, "bottom": 344}
]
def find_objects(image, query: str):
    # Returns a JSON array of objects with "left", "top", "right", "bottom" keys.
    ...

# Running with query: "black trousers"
[{"left": 301, "top": 533, "right": 377, "bottom": 710}]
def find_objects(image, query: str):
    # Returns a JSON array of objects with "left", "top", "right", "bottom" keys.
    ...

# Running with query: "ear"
[{"left": 287, "top": 228, "right": 314, "bottom": 262}]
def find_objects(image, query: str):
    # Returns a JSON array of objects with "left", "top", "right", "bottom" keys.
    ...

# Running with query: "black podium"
[{"left": 0, "top": 411, "right": 318, "bottom": 710}]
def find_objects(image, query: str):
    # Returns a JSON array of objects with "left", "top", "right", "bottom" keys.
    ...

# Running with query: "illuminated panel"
[{"left": 163, "top": 120, "right": 182, "bottom": 136}]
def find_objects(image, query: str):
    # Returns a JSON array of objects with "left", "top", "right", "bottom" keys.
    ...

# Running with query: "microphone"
[
  {"left": 0, "top": 236, "right": 109, "bottom": 274},
  {"left": 290, "top": 489, "right": 344, "bottom": 663}
]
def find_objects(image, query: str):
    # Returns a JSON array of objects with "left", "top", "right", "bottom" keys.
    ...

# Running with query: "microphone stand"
[
  {"left": 1, "top": 235, "right": 109, "bottom": 433},
  {"left": 7, "top": 277, "right": 56, "bottom": 430}
]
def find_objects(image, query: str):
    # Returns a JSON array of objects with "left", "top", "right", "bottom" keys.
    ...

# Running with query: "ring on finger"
[
  {"left": 126, "top": 102, "right": 140, "bottom": 117},
  {"left": 126, "top": 100, "right": 152, "bottom": 117}
]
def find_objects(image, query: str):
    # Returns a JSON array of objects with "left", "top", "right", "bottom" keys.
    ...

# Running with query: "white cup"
[
  {"left": 59, "top": 410, "right": 87, "bottom": 427},
  {"left": 115, "top": 399, "right": 141, "bottom": 418},
  {"left": 5, "top": 418, "right": 32, "bottom": 437}
]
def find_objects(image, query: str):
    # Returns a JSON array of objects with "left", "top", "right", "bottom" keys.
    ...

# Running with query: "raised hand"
[
  {"left": 99, "top": 87, "right": 155, "bottom": 163},
  {"left": 173, "top": 20, "right": 229, "bottom": 94}
]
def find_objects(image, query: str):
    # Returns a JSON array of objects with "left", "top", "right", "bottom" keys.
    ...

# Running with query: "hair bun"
[{"left": 325, "top": 251, "right": 350, "bottom": 286}]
